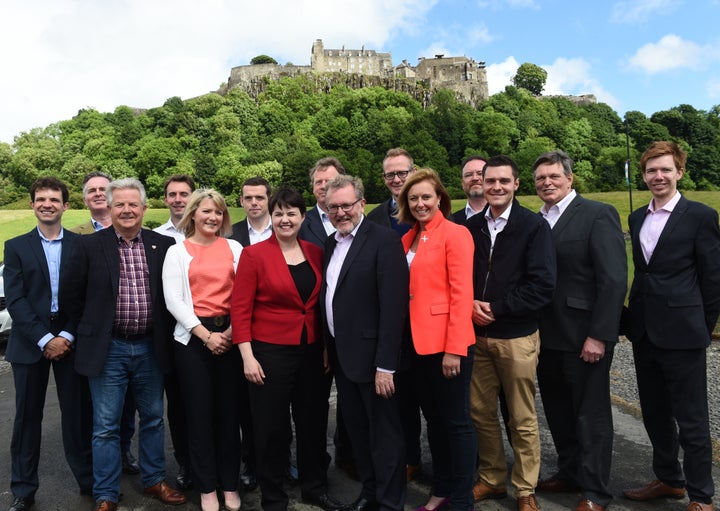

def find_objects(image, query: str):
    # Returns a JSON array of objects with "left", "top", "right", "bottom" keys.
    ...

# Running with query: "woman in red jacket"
[
  {"left": 397, "top": 169, "right": 476, "bottom": 511},
  {"left": 231, "top": 187, "right": 340, "bottom": 511}
]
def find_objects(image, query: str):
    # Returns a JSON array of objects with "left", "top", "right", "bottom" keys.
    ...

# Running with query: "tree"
[
  {"left": 250, "top": 55, "right": 278, "bottom": 65},
  {"left": 512, "top": 63, "right": 547, "bottom": 96}
]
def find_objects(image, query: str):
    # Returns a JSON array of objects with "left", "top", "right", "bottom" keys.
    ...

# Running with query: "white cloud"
[
  {"left": 627, "top": 34, "right": 705, "bottom": 73},
  {"left": 544, "top": 58, "right": 621, "bottom": 109},
  {"left": 0, "top": 0, "right": 437, "bottom": 142},
  {"left": 486, "top": 56, "right": 520, "bottom": 94},
  {"left": 609, "top": 0, "right": 681, "bottom": 24}
]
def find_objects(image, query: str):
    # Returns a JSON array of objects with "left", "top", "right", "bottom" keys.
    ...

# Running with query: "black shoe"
[
  {"left": 9, "top": 496, "right": 34, "bottom": 511},
  {"left": 342, "top": 497, "right": 378, "bottom": 511},
  {"left": 302, "top": 492, "right": 345, "bottom": 511},
  {"left": 121, "top": 451, "right": 139, "bottom": 475},
  {"left": 175, "top": 464, "right": 194, "bottom": 490},
  {"left": 239, "top": 465, "right": 258, "bottom": 492}
]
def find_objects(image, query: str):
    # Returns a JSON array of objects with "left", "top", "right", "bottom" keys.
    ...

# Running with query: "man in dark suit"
[
  {"left": 230, "top": 176, "right": 272, "bottom": 248},
  {"left": 533, "top": 151, "right": 627, "bottom": 511},
  {"left": 299, "top": 157, "right": 346, "bottom": 248},
  {"left": 622, "top": 142, "right": 720, "bottom": 511},
  {"left": 452, "top": 155, "right": 487, "bottom": 224},
  {"left": 63, "top": 178, "right": 186, "bottom": 511},
  {"left": 367, "top": 148, "right": 415, "bottom": 236},
  {"left": 322, "top": 175, "right": 409, "bottom": 511},
  {"left": 4, "top": 177, "right": 93, "bottom": 511}
]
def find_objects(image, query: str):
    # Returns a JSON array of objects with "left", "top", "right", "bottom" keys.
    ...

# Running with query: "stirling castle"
[{"left": 222, "top": 39, "right": 490, "bottom": 107}]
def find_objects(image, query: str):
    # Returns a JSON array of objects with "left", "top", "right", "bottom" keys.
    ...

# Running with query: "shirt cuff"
[
  {"left": 38, "top": 333, "right": 53, "bottom": 351},
  {"left": 376, "top": 367, "right": 395, "bottom": 374}
]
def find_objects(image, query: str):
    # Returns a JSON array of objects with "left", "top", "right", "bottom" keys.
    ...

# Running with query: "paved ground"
[{"left": 0, "top": 343, "right": 717, "bottom": 511}]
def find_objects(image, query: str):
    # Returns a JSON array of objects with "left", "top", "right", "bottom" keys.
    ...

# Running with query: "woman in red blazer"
[
  {"left": 231, "top": 187, "right": 335, "bottom": 511},
  {"left": 397, "top": 169, "right": 476, "bottom": 511}
]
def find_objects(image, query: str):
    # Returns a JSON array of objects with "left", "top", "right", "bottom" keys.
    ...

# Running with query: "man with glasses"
[
  {"left": 367, "top": 148, "right": 416, "bottom": 236},
  {"left": 322, "top": 175, "right": 408, "bottom": 511}
]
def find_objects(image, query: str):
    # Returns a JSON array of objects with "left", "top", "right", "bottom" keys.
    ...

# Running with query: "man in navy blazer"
[
  {"left": 299, "top": 157, "right": 346, "bottom": 248},
  {"left": 322, "top": 175, "right": 409, "bottom": 511},
  {"left": 4, "top": 177, "right": 93, "bottom": 511},
  {"left": 623, "top": 142, "right": 720, "bottom": 511},
  {"left": 366, "top": 148, "right": 416, "bottom": 236},
  {"left": 62, "top": 178, "right": 184, "bottom": 511},
  {"left": 533, "top": 151, "right": 627, "bottom": 511}
]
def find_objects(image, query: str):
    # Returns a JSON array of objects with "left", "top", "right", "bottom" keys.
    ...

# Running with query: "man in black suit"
[
  {"left": 4, "top": 177, "right": 93, "bottom": 511},
  {"left": 322, "top": 175, "right": 409, "bottom": 511},
  {"left": 452, "top": 155, "right": 487, "bottom": 224},
  {"left": 63, "top": 178, "right": 186, "bottom": 511},
  {"left": 366, "top": 148, "right": 415, "bottom": 235},
  {"left": 533, "top": 151, "right": 627, "bottom": 511},
  {"left": 622, "top": 142, "right": 720, "bottom": 511},
  {"left": 299, "top": 157, "right": 346, "bottom": 247},
  {"left": 230, "top": 176, "right": 272, "bottom": 248}
]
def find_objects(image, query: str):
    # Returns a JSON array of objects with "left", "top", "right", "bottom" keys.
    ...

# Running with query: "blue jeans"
[{"left": 88, "top": 337, "right": 165, "bottom": 503}]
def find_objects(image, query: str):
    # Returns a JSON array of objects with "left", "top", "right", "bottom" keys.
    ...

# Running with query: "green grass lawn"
[{"left": 2, "top": 190, "right": 720, "bottom": 263}]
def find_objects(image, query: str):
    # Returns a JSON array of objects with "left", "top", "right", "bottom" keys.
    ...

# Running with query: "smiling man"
[
  {"left": 367, "top": 148, "right": 416, "bottom": 236},
  {"left": 533, "top": 151, "right": 627, "bottom": 511},
  {"left": 466, "top": 155, "right": 556, "bottom": 511},
  {"left": 154, "top": 175, "right": 195, "bottom": 242},
  {"left": 70, "top": 172, "right": 113, "bottom": 234},
  {"left": 623, "top": 142, "right": 720, "bottom": 511},
  {"left": 231, "top": 176, "right": 272, "bottom": 248}
]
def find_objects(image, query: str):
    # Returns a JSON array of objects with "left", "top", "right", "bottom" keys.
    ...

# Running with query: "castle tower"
[{"left": 311, "top": 39, "right": 325, "bottom": 72}]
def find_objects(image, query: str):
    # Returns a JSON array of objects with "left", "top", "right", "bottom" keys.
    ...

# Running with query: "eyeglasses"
[
  {"left": 383, "top": 170, "right": 412, "bottom": 181},
  {"left": 327, "top": 198, "right": 361, "bottom": 215}
]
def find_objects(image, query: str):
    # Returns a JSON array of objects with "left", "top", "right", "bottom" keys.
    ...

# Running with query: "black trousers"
[
  {"left": 248, "top": 340, "right": 328, "bottom": 511},
  {"left": 537, "top": 346, "right": 614, "bottom": 506},
  {"left": 174, "top": 333, "right": 242, "bottom": 493},
  {"left": 11, "top": 353, "right": 93, "bottom": 498},
  {"left": 632, "top": 338, "right": 714, "bottom": 504}
]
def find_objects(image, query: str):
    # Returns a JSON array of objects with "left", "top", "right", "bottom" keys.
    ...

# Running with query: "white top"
[
  {"left": 154, "top": 219, "right": 185, "bottom": 242},
  {"left": 162, "top": 238, "right": 243, "bottom": 344},
  {"left": 540, "top": 189, "right": 577, "bottom": 229},
  {"left": 247, "top": 218, "right": 273, "bottom": 245}
]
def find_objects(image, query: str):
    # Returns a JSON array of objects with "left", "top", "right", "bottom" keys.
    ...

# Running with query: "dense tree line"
[{"left": 1, "top": 75, "right": 719, "bottom": 207}]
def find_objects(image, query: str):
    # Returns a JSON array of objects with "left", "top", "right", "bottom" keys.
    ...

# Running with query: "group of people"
[{"left": 4, "top": 141, "right": 718, "bottom": 511}]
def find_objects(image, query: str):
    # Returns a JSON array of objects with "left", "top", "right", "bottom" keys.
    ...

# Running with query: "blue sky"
[{"left": 1, "top": 0, "right": 719, "bottom": 144}]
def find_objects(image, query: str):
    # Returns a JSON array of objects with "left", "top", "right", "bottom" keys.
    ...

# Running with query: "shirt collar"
[
  {"left": 334, "top": 215, "right": 364, "bottom": 242},
  {"left": 248, "top": 217, "right": 272, "bottom": 235},
  {"left": 648, "top": 191, "right": 682, "bottom": 213},
  {"left": 36, "top": 226, "right": 64, "bottom": 241},
  {"left": 485, "top": 201, "right": 513, "bottom": 222},
  {"left": 540, "top": 189, "right": 577, "bottom": 216}
]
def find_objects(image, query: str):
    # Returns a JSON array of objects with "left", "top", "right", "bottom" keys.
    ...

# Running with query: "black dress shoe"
[
  {"left": 239, "top": 465, "right": 258, "bottom": 492},
  {"left": 9, "top": 496, "right": 34, "bottom": 511},
  {"left": 343, "top": 497, "right": 378, "bottom": 511},
  {"left": 121, "top": 451, "right": 140, "bottom": 475},
  {"left": 175, "top": 464, "right": 194, "bottom": 490},
  {"left": 302, "top": 492, "right": 345, "bottom": 511}
]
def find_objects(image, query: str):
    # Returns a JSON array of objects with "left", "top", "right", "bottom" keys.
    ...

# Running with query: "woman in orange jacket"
[{"left": 397, "top": 169, "right": 477, "bottom": 511}]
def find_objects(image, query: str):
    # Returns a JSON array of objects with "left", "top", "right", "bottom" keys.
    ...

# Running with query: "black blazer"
[
  {"left": 299, "top": 206, "right": 331, "bottom": 249},
  {"left": 321, "top": 220, "right": 409, "bottom": 383},
  {"left": 62, "top": 227, "right": 176, "bottom": 377},
  {"left": 628, "top": 196, "right": 720, "bottom": 349},
  {"left": 4, "top": 228, "right": 79, "bottom": 364},
  {"left": 539, "top": 195, "right": 627, "bottom": 351},
  {"left": 229, "top": 220, "right": 251, "bottom": 247},
  {"left": 452, "top": 208, "right": 468, "bottom": 225},
  {"left": 366, "top": 199, "right": 392, "bottom": 228}
]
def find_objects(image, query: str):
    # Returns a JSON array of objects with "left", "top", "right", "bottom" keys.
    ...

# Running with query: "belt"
[
  {"left": 198, "top": 316, "right": 230, "bottom": 328},
  {"left": 112, "top": 331, "right": 151, "bottom": 341}
]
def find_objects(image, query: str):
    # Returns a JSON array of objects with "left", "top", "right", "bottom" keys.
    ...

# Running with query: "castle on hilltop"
[{"left": 223, "top": 39, "right": 490, "bottom": 107}]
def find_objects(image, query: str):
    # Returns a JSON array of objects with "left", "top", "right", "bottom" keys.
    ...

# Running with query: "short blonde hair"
[
  {"left": 178, "top": 189, "right": 232, "bottom": 238},
  {"left": 396, "top": 168, "right": 451, "bottom": 225}
]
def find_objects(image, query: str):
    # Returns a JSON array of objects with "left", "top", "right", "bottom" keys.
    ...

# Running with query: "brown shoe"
[
  {"left": 93, "top": 500, "right": 118, "bottom": 511},
  {"left": 622, "top": 480, "right": 685, "bottom": 501},
  {"left": 143, "top": 481, "right": 187, "bottom": 505},
  {"left": 406, "top": 464, "right": 422, "bottom": 482},
  {"left": 517, "top": 494, "right": 540, "bottom": 511},
  {"left": 473, "top": 480, "right": 507, "bottom": 502},
  {"left": 686, "top": 502, "right": 715, "bottom": 511},
  {"left": 537, "top": 475, "right": 581, "bottom": 493},
  {"left": 575, "top": 499, "right": 606, "bottom": 511}
]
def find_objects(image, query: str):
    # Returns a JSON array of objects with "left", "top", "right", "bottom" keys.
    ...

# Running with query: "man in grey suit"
[
  {"left": 533, "top": 151, "right": 627, "bottom": 511},
  {"left": 622, "top": 141, "right": 720, "bottom": 511},
  {"left": 4, "top": 177, "right": 93, "bottom": 511}
]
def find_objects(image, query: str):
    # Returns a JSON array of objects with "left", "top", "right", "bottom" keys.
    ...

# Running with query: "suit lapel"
[
  {"left": 100, "top": 228, "right": 121, "bottom": 298},
  {"left": 550, "top": 195, "right": 582, "bottom": 240},
  {"left": 336, "top": 220, "right": 370, "bottom": 288},
  {"left": 27, "top": 229, "right": 51, "bottom": 288}
]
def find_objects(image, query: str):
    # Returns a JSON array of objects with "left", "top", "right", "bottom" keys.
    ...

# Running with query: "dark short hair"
[
  {"left": 82, "top": 171, "right": 112, "bottom": 195},
  {"left": 31, "top": 177, "right": 69, "bottom": 203},
  {"left": 484, "top": 155, "right": 520, "bottom": 179},
  {"left": 163, "top": 174, "right": 195, "bottom": 196},
  {"left": 532, "top": 150, "right": 573, "bottom": 177},
  {"left": 640, "top": 141, "right": 687, "bottom": 173},
  {"left": 308, "top": 157, "right": 347, "bottom": 183},
  {"left": 269, "top": 187, "right": 306, "bottom": 216},
  {"left": 242, "top": 176, "right": 271, "bottom": 196},
  {"left": 460, "top": 154, "right": 487, "bottom": 169}
]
